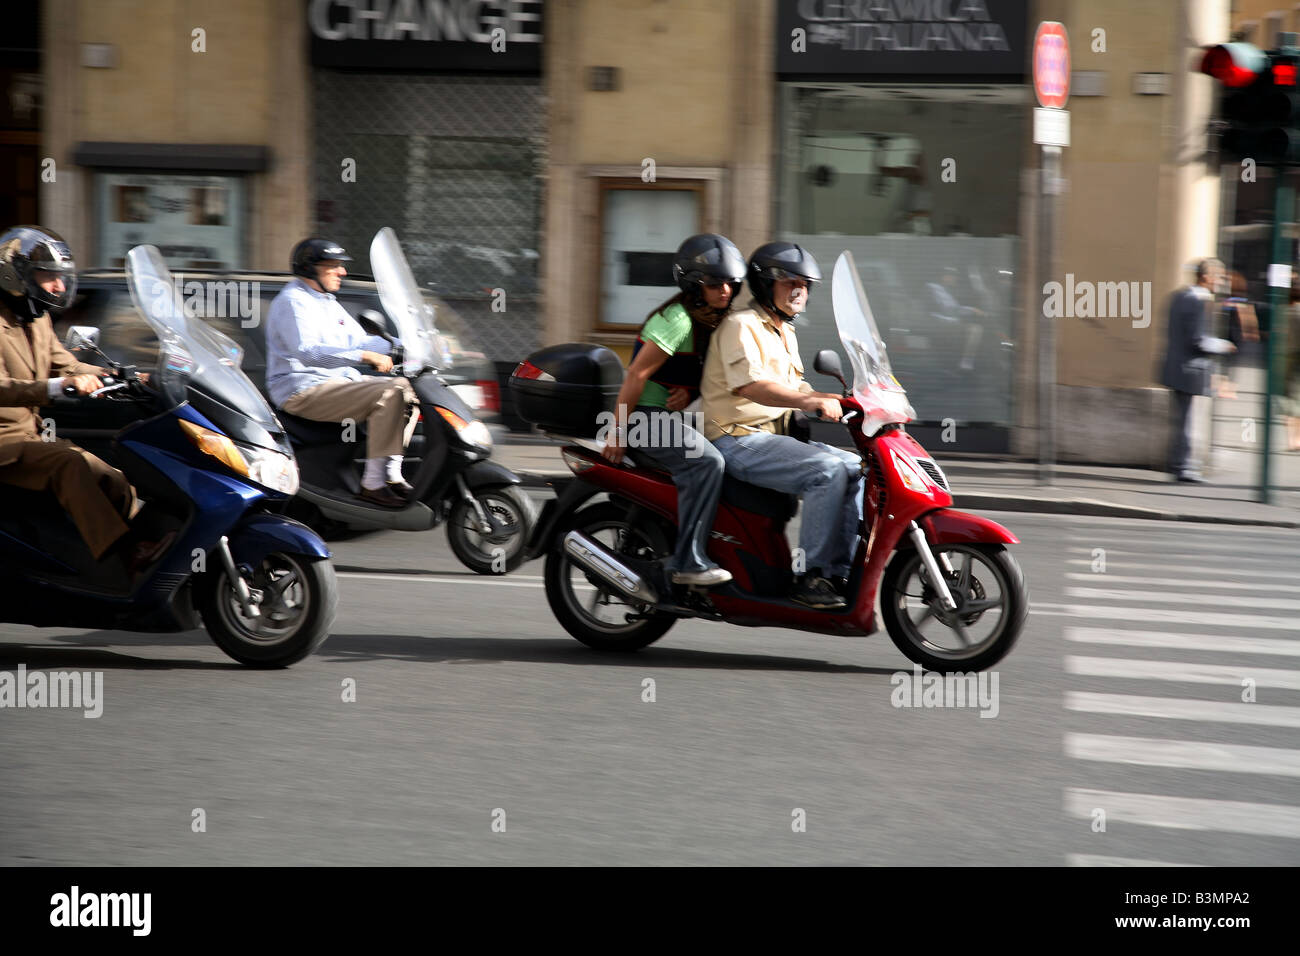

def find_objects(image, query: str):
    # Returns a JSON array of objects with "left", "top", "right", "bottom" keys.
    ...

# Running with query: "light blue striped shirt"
[{"left": 265, "top": 278, "right": 392, "bottom": 407}]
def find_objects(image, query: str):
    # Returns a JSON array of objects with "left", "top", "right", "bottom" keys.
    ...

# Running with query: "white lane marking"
[
  {"left": 1065, "top": 587, "right": 1300, "bottom": 610},
  {"left": 1066, "top": 733, "right": 1300, "bottom": 776},
  {"left": 1066, "top": 560, "right": 1297, "bottom": 579},
  {"left": 1065, "top": 656, "right": 1300, "bottom": 689},
  {"left": 1052, "top": 605, "right": 1299, "bottom": 629},
  {"left": 1065, "top": 788, "right": 1300, "bottom": 838},
  {"left": 1065, "top": 627, "right": 1300, "bottom": 657},
  {"left": 1064, "top": 573, "right": 1300, "bottom": 592},
  {"left": 1065, "top": 854, "right": 1202, "bottom": 867},
  {"left": 1065, "top": 691, "right": 1300, "bottom": 727},
  {"left": 339, "top": 572, "right": 545, "bottom": 589}
]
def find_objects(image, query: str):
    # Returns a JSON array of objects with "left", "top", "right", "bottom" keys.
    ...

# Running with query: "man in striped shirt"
[{"left": 266, "top": 238, "right": 414, "bottom": 508}]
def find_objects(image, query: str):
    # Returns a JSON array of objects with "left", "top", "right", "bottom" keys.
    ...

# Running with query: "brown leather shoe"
[
  {"left": 387, "top": 480, "right": 415, "bottom": 498},
  {"left": 358, "top": 485, "right": 407, "bottom": 509},
  {"left": 125, "top": 530, "right": 178, "bottom": 575}
]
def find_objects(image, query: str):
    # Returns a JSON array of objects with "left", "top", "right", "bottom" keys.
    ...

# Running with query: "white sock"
[
  {"left": 386, "top": 455, "right": 404, "bottom": 483},
  {"left": 362, "top": 457, "right": 387, "bottom": 490}
]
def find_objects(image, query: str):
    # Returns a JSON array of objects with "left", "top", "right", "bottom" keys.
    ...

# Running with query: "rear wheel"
[
  {"left": 543, "top": 502, "right": 677, "bottom": 651},
  {"left": 880, "top": 543, "right": 1026, "bottom": 673},
  {"left": 197, "top": 553, "right": 337, "bottom": 667}
]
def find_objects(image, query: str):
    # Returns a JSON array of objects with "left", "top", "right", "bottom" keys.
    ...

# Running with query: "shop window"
[
  {"left": 597, "top": 180, "right": 704, "bottom": 329},
  {"left": 777, "top": 83, "right": 1026, "bottom": 429},
  {"left": 95, "top": 172, "right": 245, "bottom": 269}
]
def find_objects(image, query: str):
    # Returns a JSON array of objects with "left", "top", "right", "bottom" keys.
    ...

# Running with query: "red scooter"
[{"left": 512, "top": 252, "right": 1027, "bottom": 672}]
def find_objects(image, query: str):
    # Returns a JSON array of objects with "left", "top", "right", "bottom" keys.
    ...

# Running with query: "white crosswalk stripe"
[
  {"left": 1066, "top": 691, "right": 1300, "bottom": 727},
  {"left": 1060, "top": 525, "right": 1300, "bottom": 864},
  {"left": 1064, "top": 572, "right": 1300, "bottom": 592},
  {"left": 1066, "top": 587, "right": 1300, "bottom": 611},
  {"left": 1065, "top": 789, "right": 1300, "bottom": 839},
  {"left": 1066, "top": 626, "right": 1300, "bottom": 656}
]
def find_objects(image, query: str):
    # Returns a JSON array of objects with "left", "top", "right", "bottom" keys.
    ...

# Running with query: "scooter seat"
[
  {"left": 720, "top": 476, "right": 799, "bottom": 522},
  {"left": 276, "top": 409, "right": 366, "bottom": 447}
]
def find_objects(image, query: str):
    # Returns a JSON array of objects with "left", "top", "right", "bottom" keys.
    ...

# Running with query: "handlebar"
[{"left": 61, "top": 368, "right": 150, "bottom": 400}]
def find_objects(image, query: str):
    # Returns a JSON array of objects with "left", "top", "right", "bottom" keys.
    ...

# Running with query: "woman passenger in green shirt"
[{"left": 602, "top": 234, "right": 746, "bottom": 587}]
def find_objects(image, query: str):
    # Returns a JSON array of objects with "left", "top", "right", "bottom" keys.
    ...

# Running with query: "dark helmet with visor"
[
  {"left": 747, "top": 241, "right": 822, "bottom": 321},
  {"left": 0, "top": 225, "right": 78, "bottom": 321},
  {"left": 291, "top": 237, "right": 353, "bottom": 280},
  {"left": 672, "top": 233, "right": 746, "bottom": 320}
]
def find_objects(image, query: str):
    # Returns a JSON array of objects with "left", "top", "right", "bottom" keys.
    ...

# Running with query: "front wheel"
[
  {"left": 447, "top": 485, "right": 535, "bottom": 575},
  {"left": 880, "top": 543, "right": 1026, "bottom": 673},
  {"left": 197, "top": 553, "right": 337, "bottom": 667}
]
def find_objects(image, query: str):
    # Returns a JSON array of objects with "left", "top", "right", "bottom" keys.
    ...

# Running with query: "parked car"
[{"left": 46, "top": 270, "right": 501, "bottom": 466}]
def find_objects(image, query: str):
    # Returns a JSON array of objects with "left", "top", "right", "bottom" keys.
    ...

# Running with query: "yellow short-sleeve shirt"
[{"left": 700, "top": 300, "right": 814, "bottom": 440}]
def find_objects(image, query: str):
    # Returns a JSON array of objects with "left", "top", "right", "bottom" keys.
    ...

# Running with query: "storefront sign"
[
  {"left": 308, "top": 0, "right": 542, "bottom": 72},
  {"left": 777, "top": 0, "right": 1027, "bottom": 76}
]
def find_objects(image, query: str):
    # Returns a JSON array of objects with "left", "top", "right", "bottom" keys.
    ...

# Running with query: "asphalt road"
[{"left": 2, "top": 508, "right": 1297, "bottom": 866}]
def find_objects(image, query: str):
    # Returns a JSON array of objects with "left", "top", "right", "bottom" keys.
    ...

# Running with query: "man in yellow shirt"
[{"left": 700, "top": 242, "right": 863, "bottom": 609}]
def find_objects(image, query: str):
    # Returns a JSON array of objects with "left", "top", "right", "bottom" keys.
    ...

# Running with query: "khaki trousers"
[
  {"left": 0, "top": 439, "right": 134, "bottom": 559},
  {"left": 281, "top": 376, "right": 417, "bottom": 459}
]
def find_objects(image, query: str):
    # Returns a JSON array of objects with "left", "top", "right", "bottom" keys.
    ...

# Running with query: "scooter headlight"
[
  {"left": 435, "top": 407, "right": 493, "bottom": 452},
  {"left": 241, "top": 444, "right": 299, "bottom": 496},
  {"left": 890, "top": 449, "right": 936, "bottom": 496}
]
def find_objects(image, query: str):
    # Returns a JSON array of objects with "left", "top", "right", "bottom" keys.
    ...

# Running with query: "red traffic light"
[{"left": 1200, "top": 42, "right": 1268, "bottom": 87}]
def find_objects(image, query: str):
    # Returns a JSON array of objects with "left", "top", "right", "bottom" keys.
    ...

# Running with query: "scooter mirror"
[
  {"left": 813, "top": 349, "right": 848, "bottom": 393},
  {"left": 65, "top": 326, "right": 100, "bottom": 351},
  {"left": 356, "top": 309, "right": 392, "bottom": 339}
]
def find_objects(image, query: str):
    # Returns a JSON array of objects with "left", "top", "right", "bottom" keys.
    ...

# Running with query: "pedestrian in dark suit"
[{"left": 1160, "top": 258, "right": 1236, "bottom": 482}]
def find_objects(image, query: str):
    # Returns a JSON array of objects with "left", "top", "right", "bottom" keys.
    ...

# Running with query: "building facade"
[{"left": 21, "top": 0, "right": 1233, "bottom": 463}]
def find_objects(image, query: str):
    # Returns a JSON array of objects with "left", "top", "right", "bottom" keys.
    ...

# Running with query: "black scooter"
[{"left": 279, "top": 228, "right": 533, "bottom": 574}]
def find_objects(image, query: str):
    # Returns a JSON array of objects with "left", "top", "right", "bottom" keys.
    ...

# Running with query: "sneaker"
[
  {"left": 792, "top": 575, "right": 846, "bottom": 609},
  {"left": 670, "top": 566, "right": 733, "bottom": 587}
]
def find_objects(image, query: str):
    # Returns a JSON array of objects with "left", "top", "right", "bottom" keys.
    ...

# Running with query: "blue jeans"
[
  {"left": 630, "top": 407, "right": 725, "bottom": 573},
  {"left": 712, "top": 431, "right": 863, "bottom": 578}
]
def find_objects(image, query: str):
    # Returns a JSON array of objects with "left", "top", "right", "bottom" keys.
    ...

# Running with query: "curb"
[{"left": 510, "top": 471, "right": 1300, "bottom": 529}]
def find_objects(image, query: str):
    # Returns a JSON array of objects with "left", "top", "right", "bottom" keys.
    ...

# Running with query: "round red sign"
[{"left": 1033, "top": 22, "right": 1070, "bottom": 109}]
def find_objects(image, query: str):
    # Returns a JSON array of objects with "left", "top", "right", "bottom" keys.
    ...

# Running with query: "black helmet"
[
  {"left": 0, "top": 225, "right": 78, "bottom": 321},
  {"left": 673, "top": 233, "right": 746, "bottom": 319},
  {"left": 291, "top": 237, "right": 352, "bottom": 280},
  {"left": 747, "top": 241, "right": 821, "bottom": 321}
]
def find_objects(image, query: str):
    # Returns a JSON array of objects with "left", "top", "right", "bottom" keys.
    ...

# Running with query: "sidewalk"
[{"left": 493, "top": 432, "right": 1300, "bottom": 529}]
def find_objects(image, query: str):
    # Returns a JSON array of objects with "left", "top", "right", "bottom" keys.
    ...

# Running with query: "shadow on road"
[
  {"left": 316, "top": 632, "right": 895, "bottom": 675},
  {"left": 0, "top": 641, "right": 242, "bottom": 671}
]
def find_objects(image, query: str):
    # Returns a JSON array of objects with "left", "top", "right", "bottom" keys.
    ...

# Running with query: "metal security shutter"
[{"left": 313, "top": 72, "right": 544, "bottom": 362}]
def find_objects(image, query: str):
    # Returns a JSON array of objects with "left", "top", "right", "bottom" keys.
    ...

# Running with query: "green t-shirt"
[{"left": 637, "top": 302, "right": 694, "bottom": 409}]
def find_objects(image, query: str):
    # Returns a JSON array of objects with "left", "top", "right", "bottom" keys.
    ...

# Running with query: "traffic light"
[{"left": 1201, "top": 43, "right": 1300, "bottom": 163}]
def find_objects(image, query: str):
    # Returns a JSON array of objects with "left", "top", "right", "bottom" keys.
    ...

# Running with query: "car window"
[{"left": 53, "top": 287, "right": 160, "bottom": 368}]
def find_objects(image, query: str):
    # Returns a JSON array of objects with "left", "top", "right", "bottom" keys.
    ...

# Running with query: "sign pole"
[
  {"left": 1038, "top": 145, "right": 1060, "bottom": 485},
  {"left": 1032, "top": 22, "right": 1070, "bottom": 485}
]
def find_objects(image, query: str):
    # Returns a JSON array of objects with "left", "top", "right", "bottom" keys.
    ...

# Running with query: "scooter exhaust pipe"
[{"left": 562, "top": 531, "right": 659, "bottom": 605}]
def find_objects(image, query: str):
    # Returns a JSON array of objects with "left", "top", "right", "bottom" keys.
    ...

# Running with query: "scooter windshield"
[
  {"left": 125, "top": 244, "right": 280, "bottom": 435},
  {"left": 830, "top": 250, "right": 917, "bottom": 435},
  {"left": 370, "top": 227, "right": 443, "bottom": 375}
]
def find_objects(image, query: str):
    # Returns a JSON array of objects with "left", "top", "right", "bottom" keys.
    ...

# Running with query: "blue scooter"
[{"left": 0, "top": 244, "right": 337, "bottom": 667}]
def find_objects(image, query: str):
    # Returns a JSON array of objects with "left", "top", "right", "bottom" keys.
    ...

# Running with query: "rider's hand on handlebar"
[
  {"left": 801, "top": 394, "right": 843, "bottom": 422},
  {"left": 361, "top": 351, "right": 394, "bottom": 374},
  {"left": 62, "top": 373, "right": 103, "bottom": 397}
]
